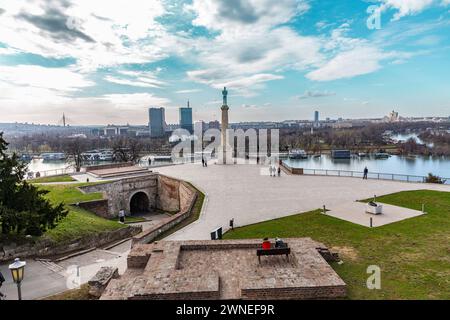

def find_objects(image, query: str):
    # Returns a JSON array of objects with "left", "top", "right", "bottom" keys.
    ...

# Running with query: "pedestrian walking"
[
  {"left": 202, "top": 157, "right": 205, "bottom": 167},
  {"left": 277, "top": 166, "right": 281, "bottom": 177},
  {"left": 363, "top": 167, "right": 369, "bottom": 180},
  {"left": 269, "top": 166, "right": 273, "bottom": 177},
  {"left": 272, "top": 165, "right": 276, "bottom": 177},
  {"left": 119, "top": 209, "right": 125, "bottom": 223}
]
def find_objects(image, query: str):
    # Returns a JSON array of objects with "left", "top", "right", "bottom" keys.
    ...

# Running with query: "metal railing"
[
  {"left": 301, "top": 168, "right": 450, "bottom": 185},
  {"left": 25, "top": 167, "right": 77, "bottom": 179}
]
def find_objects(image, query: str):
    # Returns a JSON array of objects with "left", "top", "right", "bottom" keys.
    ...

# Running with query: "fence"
[
  {"left": 26, "top": 167, "right": 77, "bottom": 179},
  {"left": 301, "top": 168, "right": 449, "bottom": 185}
]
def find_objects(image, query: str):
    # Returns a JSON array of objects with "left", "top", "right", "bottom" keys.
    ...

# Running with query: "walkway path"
[
  {"left": 155, "top": 163, "right": 450, "bottom": 240},
  {"left": 0, "top": 240, "right": 131, "bottom": 300}
]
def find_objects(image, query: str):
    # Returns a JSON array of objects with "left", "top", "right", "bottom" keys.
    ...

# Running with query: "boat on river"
[
  {"left": 374, "top": 153, "right": 391, "bottom": 159},
  {"left": 289, "top": 149, "right": 308, "bottom": 159},
  {"left": 40, "top": 152, "right": 66, "bottom": 161}
]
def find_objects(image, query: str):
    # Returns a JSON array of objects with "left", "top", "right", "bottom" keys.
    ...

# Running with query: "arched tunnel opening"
[{"left": 130, "top": 192, "right": 150, "bottom": 215}]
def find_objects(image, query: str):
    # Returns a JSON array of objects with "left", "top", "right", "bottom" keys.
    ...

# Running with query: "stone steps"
[{"left": 38, "top": 260, "right": 65, "bottom": 273}]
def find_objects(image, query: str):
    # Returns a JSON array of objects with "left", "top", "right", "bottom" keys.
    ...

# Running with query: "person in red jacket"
[{"left": 262, "top": 237, "right": 271, "bottom": 250}]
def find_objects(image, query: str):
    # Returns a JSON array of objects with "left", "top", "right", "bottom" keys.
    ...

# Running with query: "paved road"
[{"left": 155, "top": 162, "right": 450, "bottom": 240}]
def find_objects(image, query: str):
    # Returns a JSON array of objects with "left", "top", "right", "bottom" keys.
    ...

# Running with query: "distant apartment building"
[
  {"left": 149, "top": 107, "right": 166, "bottom": 137},
  {"left": 95, "top": 125, "right": 149, "bottom": 137},
  {"left": 179, "top": 101, "right": 193, "bottom": 133},
  {"left": 166, "top": 124, "right": 181, "bottom": 132},
  {"left": 102, "top": 125, "right": 129, "bottom": 136}
]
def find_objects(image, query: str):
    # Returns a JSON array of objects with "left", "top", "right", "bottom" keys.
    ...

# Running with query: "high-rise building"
[
  {"left": 148, "top": 107, "right": 165, "bottom": 137},
  {"left": 179, "top": 100, "right": 193, "bottom": 133},
  {"left": 314, "top": 111, "right": 319, "bottom": 123}
]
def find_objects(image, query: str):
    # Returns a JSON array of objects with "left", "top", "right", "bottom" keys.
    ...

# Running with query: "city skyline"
[{"left": 0, "top": 0, "right": 449, "bottom": 125}]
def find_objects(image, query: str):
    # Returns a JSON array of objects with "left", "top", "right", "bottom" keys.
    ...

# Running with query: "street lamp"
[{"left": 9, "top": 258, "right": 26, "bottom": 300}]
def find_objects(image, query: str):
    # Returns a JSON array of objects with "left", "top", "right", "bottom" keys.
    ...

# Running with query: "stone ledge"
[
  {"left": 0, "top": 225, "right": 141, "bottom": 262},
  {"left": 88, "top": 266, "right": 120, "bottom": 298}
]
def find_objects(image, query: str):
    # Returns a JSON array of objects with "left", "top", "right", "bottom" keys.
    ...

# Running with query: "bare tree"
[
  {"left": 63, "top": 138, "right": 87, "bottom": 172},
  {"left": 112, "top": 137, "right": 142, "bottom": 163}
]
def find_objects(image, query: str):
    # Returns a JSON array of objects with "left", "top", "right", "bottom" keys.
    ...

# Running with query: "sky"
[{"left": 0, "top": 0, "right": 449, "bottom": 125}]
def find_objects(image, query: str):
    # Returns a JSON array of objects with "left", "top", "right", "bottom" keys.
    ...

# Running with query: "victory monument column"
[{"left": 220, "top": 87, "right": 230, "bottom": 164}]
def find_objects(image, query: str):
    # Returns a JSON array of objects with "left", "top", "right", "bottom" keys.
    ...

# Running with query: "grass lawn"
[
  {"left": 224, "top": 190, "right": 450, "bottom": 300},
  {"left": 29, "top": 174, "right": 76, "bottom": 183},
  {"left": 38, "top": 184, "right": 125, "bottom": 243}
]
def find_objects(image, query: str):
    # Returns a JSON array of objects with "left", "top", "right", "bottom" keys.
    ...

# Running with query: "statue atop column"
[
  {"left": 219, "top": 87, "right": 230, "bottom": 164},
  {"left": 222, "top": 87, "right": 228, "bottom": 106}
]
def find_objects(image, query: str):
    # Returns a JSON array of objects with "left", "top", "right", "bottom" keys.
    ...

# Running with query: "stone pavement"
[
  {"left": 326, "top": 202, "right": 425, "bottom": 227},
  {"left": 154, "top": 163, "right": 450, "bottom": 240}
]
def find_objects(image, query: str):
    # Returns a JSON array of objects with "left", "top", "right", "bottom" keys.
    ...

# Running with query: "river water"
[
  {"left": 283, "top": 155, "right": 450, "bottom": 179},
  {"left": 26, "top": 148, "right": 450, "bottom": 181}
]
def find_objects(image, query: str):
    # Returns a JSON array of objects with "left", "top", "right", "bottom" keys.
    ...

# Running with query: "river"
[
  {"left": 26, "top": 152, "right": 450, "bottom": 181},
  {"left": 283, "top": 154, "right": 450, "bottom": 179}
]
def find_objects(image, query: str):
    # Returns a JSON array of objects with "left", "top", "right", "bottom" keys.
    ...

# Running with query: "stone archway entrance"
[{"left": 130, "top": 192, "right": 150, "bottom": 215}]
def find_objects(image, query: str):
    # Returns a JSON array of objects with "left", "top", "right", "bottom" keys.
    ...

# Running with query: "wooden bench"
[{"left": 257, "top": 247, "right": 291, "bottom": 263}]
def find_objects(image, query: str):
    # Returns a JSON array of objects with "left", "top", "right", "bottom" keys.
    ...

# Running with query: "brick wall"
[
  {"left": 241, "top": 285, "right": 347, "bottom": 300},
  {"left": 157, "top": 175, "right": 181, "bottom": 212}
]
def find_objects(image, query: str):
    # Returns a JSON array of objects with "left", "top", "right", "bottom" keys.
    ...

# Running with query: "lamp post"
[{"left": 9, "top": 258, "right": 26, "bottom": 300}]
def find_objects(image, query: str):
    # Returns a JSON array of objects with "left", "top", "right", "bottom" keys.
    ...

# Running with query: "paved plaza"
[
  {"left": 155, "top": 163, "right": 450, "bottom": 240},
  {"left": 326, "top": 202, "right": 426, "bottom": 227}
]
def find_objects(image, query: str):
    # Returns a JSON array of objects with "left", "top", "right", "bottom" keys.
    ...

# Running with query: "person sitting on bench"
[
  {"left": 262, "top": 237, "right": 271, "bottom": 250},
  {"left": 275, "top": 237, "right": 287, "bottom": 248}
]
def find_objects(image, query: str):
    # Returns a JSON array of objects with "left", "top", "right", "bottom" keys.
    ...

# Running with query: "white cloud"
[
  {"left": 182, "top": 0, "right": 321, "bottom": 95},
  {"left": 379, "top": 0, "right": 434, "bottom": 20},
  {"left": 0, "top": 65, "right": 94, "bottom": 91},
  {"left": 306, "top": 46, "right": 386, "bottom": 81},
  {"left": 176, "top": 89, "right": 202, "bottom": 94},
  {"left": 186, "top": 0, "right": 308, "bottom": 32},
  {"left": 0, "top": 64, "right": 168, "bottom": 124},
  {"left": 0, "top": 89, "right": 170, "bottom": 125},
  {"left": 186, "top": 27, "right": 322, "bottom": 95},
  {"left": 306, "top": 20, "right": 426, "bottom": 82},
  {"left": 104, "top": 76, "right": 163, "bottom": 88},
  {"left": 99, "top": 93, "right": 170, "bottom": 110},
  {"left": 298, "top": 90, "right": 336, "bottom": 99},
  {"left": 104, "top": 69, "right": 167, "bottom": 89},
  {"left": 0, "top": 0, "right": 172, "bottom": 70}
]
